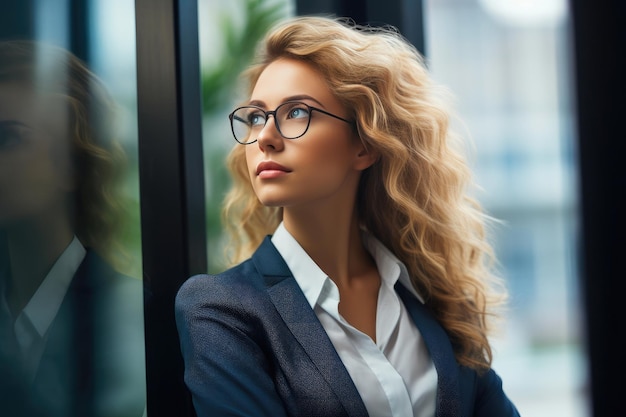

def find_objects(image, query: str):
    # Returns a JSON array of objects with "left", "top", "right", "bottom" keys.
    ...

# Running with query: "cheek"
[
  {"left": 0, "top": 171, "right": 61, "bottom": 222},
  {"left": 0, "top": 143, "right": 68, "bottom": 221},
  {"left": 300, "top": 138, "right": 353, "bottom": 172}
]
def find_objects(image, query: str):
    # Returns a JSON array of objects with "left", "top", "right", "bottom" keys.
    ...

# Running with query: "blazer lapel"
[
  {"left": 395, "top": 283, "right": 461, "bottom": 417},
  {"left": 252, "top": 237, "right": 369, "bottom": 417}
]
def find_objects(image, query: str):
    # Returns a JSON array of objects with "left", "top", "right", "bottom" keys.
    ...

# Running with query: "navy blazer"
[
  {"left": 1, "top": 250, "right": 146, "bottom": 417},
  {"left": 175, "top": 237, "right": 521, "bottom": 417}
]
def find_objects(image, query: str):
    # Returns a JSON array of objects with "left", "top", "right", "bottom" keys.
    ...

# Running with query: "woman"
[
  {"left": 0, "top": 40, "right": 145, "bottom": 417},
  {"left": 176, "top": 16, "right": 520, "bottom": 417}
]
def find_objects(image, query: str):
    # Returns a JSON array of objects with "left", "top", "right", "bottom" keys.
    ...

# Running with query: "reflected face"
[
  {"left": 244, "top": 58, "right": 363, "bottom": 210},
  {"left": 0, "top": 82, "right": 73, "bottom": 227}
]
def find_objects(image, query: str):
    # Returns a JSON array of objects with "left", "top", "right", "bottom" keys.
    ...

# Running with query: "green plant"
[{"left": 201, "top": 0, "right": 287, "bottom": 273}]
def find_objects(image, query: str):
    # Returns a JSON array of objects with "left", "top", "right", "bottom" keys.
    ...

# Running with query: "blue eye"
[
  {"left": 287, "top": 107, "right": 309, "bottom": 119},
  {"left": 248, "top": 112, "right": 266, "bottom": 126}
]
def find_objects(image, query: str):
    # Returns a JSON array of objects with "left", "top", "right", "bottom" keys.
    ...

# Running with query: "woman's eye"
[
  {"left": 287, "top": 107, "right": 309, "bottom": 119},
  {"left": 248, "top": 112, "right": 266, "bottom": 126}
]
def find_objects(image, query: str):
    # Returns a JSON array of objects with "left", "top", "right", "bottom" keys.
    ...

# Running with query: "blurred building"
[{"left": 424, "top": 0, "right": 586, "bottom": 415}]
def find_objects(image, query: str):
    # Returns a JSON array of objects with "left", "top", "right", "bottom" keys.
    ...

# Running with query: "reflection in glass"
[{"left": 0, "top": 40, "right": 145, "bottom": 417}]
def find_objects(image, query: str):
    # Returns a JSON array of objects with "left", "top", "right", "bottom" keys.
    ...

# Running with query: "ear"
[{"left": 353, "top": 142, "right": 379, "bottom": 171}]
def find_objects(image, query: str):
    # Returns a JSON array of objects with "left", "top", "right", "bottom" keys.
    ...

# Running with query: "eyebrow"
[{"left": 248, "top": 94, "right": 325, "bottom": 108}]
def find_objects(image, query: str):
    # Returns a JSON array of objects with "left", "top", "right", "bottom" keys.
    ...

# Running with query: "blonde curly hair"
[{"left": 222, "top": 16, "right": 507, "bottom": 371}]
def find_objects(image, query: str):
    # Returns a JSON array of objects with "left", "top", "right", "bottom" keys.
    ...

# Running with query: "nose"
[{"left": 256, "top": 114, "right": 284, "bottom": 151}]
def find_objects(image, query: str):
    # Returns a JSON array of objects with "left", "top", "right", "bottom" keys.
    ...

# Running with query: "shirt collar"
[
  {"left": 270, "top": 222, "right": 424, "bottom": 306},
  {"left": 271, "top": 223, "right": 328, "bottom": 309},
  {"left": 361, "top": 230, "right": 424, "bottom": 303},
  {"left": 20, "top": 236, "right": 87, "bottom": 338}
]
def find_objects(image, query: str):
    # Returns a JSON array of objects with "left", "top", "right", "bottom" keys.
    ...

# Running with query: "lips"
[{"left": 256, "top": 161, "right": 292, "bottom": 176}]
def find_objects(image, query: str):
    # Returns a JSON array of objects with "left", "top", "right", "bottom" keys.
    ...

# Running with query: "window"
[
  {"left": 423, "top": 0, "right": 587, "bottom": 415},
  {"left": 1, "top": 1, "right": 145, "bottom": 415}
]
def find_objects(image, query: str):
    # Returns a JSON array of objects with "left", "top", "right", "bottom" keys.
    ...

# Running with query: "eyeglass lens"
[{"left": 231, "top": 102, "right": 312, "bottom": 143}]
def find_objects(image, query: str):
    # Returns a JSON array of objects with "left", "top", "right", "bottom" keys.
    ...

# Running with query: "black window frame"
[
  {"left": 135, "top": 0, "right": 205, "bottom": 416},
  {"left": 570, "top": 1, "right": 626, "bottom": 416}
]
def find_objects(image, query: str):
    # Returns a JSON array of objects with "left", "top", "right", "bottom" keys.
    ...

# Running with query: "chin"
[
  {"left": 257, "top": 197, "right": 286, "bottom": 208},
  {"left": 252, "top": 186, "right": 291, "bottom": 208}
]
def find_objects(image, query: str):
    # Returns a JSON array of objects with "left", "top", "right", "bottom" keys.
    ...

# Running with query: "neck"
[{"left": 283, "top": 203, "right": 374, "bottom": 287}]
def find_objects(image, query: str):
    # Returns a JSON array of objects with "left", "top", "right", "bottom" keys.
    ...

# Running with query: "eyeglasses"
[{"left": 228, "top": 101, "right": 353, "bottom": 145}]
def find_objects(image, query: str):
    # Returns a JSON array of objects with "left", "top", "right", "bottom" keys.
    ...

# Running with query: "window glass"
[
  {"left": 423, "top": 0, "right": 586, "bottom": 415},
  {"left": 0, "top": 1, "right": 146, "bottom": 416},
  {"left": 198, "top": 0, "right": 294, "bottom": 273}
]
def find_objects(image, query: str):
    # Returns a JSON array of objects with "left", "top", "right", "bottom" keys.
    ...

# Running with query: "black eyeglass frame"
[{"left": 228, "top": 101, "right": 354, "bottom": 145}]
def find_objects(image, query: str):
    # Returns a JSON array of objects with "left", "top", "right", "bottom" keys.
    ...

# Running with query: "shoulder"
[
  {"left": 174, "top": 258, "right": 290, "bottom": 354},
  {"left": 175, "top": 259, "right": 269, "bottom": 317},
  {"left": 63, "top": 249, "right": 144, "bottom": 332},
  {"left": 64, "top": 249, "right": 143, "bottom": 307},
  {"left": 74, "top": 249, "right": 140, "bottom": 290},
  {"left": 177, "top": 258, "right": 261, "bottom": 296}
]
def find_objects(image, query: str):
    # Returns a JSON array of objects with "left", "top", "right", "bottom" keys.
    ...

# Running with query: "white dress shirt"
[
  {"left": 0, "top": 236, "right": 86, "bottom": 382},
  {"left": 272, "top": 223, "right": 437, "bottom": 417}
]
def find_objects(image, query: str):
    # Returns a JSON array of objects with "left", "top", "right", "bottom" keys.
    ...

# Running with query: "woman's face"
[
  {"left": 245, "top": 58, "right": 371, "bottom": 211},
  {"left": 0, "top": 82, "right": 73, "bottom": 227}
]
